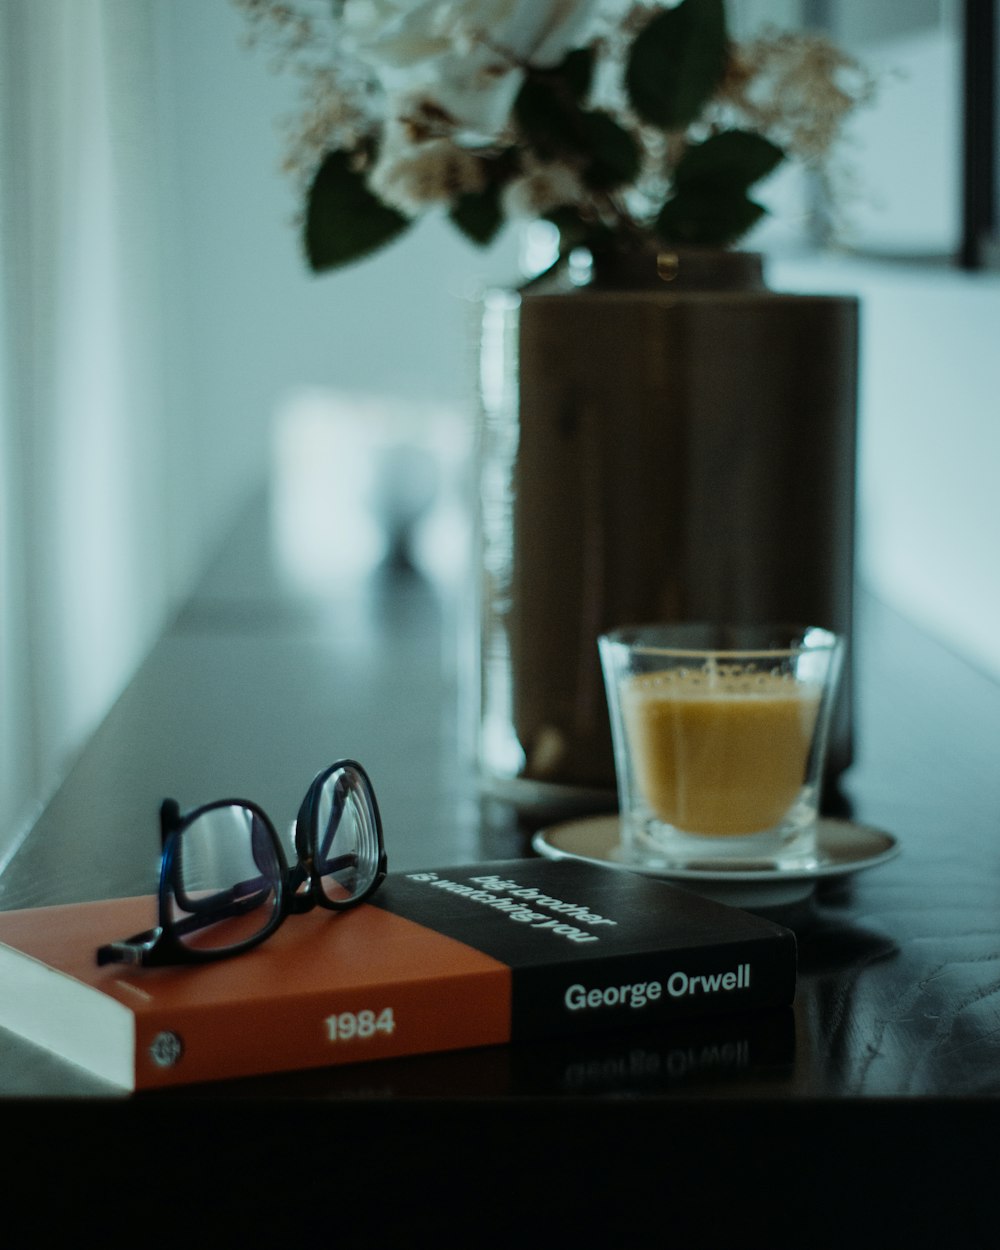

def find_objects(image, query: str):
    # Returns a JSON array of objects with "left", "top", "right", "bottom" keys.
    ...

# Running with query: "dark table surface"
[{"left": 3, "top": 492, "right": 999, "bottom": 1244}]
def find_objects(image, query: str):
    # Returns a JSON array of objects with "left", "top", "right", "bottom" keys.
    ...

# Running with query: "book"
[{"left": 0, "top": 857, "right": 796, "bottom": 1091}]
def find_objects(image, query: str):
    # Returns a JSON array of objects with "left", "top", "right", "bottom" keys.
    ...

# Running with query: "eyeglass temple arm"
[
  {"left": 96, "top": 877, "right": 275, "bottom": 966},
  {"left": 173, "top": 878, "right": 275, "bottom": 927},
  {"left": 96, "top": 928, "right": 162, "bottom": 966},
  {"left": 287, "top": 852, "right": 358, "bottom": 900},
  {"left": 173, "top": 869, "right": 274, "bottom": 915}
]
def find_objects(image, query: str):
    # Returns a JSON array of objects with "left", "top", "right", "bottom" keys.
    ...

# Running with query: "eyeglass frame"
[{"left": 96, "top": 758, "right": 387, "bottom": 968}]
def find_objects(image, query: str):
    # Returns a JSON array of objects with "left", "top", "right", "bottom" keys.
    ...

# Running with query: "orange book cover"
[{"left": 0, "top": 858, "right": 795, "bottom": 1091}]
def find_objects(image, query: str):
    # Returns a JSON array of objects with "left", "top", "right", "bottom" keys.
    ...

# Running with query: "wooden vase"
[{"left": 476, "top": 248, "right": 858, "bottom": 816}]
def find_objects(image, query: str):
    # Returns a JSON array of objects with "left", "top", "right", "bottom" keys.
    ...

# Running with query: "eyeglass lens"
[
  {"left": 313, "top": 766, "right": 381, "bottom": 903},
  {"left": 168, "top": 805, "right": 283, "bottom": 954}
]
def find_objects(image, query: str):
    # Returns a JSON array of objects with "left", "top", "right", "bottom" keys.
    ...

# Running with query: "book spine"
[
  {"left": 131, "top": 968, "right": 514, "bottom": 1090},
  {"left": 508, "top": 933, "right": 796, "bottom": 1041}
]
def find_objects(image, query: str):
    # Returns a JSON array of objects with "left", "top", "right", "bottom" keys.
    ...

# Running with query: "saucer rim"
[{"left": 532, "top": 815, "right": 900, "bottom": 885}]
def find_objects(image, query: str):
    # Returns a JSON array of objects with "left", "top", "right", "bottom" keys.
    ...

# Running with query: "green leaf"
[
  {"left": 559, "top": 47, "right": 596, "bottom": 101},
  {"left": 656, "top": 187, "right": 767, "bottom": 248},
  {"left": 304, "top": 149, "right": 410, "bottom": 272},
  {"left": 515, "top": 73, "right": 640, "bottom": 193},
  {"left": 449, "top": 183, "right": 505, "bottom": 247},
  {"left": 654, "top": 130, "right": 783, "bottom": 248},
  {"left": 674, "top": 129, "right": 784, "bottom": 191},
  {"left": 626, "top": 0, "right": 729, "bottom": 130},
  {"left": 514, "top": 77, "right": 580, "bottom": 160},
  {"left": 577, "top": 111, "right": 641, "bottom": 191}
]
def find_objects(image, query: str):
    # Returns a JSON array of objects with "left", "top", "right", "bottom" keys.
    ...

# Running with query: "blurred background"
[{"left": 1, "top": 0, "right": 997, "bottom": 867}]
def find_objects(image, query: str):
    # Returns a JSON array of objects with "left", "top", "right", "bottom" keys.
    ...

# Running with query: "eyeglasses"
[{"left": 96, "top": 760, "right": 387, "bottom": 967}]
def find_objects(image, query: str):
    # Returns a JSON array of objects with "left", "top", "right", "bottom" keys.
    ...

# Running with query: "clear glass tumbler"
[{"left": 599, "top": 623, "right": 845, "bottom": 871}]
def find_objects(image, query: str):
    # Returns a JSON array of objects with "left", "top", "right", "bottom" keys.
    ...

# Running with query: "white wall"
[
  {"left": 774, "top": 254, "right": 1000, "bottom": 682},
  {"left": 1, "top": 1, "right": 181, "bottom": 853},
  {"left": 153, "top": 0, "right": 520, "bottom": 482},
  {"left": 0, "top": 0, "right": 520, "bottom": 863}
]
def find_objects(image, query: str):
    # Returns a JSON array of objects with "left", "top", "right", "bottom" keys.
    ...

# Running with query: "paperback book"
[{"left": 0, "top": 857, "right": 796, "bottom": 1091}]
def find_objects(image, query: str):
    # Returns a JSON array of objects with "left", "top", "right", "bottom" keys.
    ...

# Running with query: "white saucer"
[{"left": 532, "top": 816, "right": 900, "bottom": 908}]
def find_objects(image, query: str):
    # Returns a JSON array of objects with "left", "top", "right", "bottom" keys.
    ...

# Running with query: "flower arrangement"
[{"left": 234, "top": 0, "right": 875, "bottom": 274}]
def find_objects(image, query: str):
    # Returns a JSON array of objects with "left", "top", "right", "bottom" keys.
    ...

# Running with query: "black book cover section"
[{"left": 368, "top": 859, "right": 796, "bottom": 1040}]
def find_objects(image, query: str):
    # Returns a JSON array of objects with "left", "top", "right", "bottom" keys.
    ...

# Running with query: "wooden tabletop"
[{"left": 3, "top": 490, "right": 998, "bottom": 1243}]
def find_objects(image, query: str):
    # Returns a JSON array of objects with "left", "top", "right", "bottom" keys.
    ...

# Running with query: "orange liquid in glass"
[{"left": 622, "top": 669, "right": 821, "bottom": 836}]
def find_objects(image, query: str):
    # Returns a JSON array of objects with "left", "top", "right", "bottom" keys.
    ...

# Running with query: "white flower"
[
  {"left": 342, "top": 1, "right": 457, "bottom": 70},
  {"left": 502, "top": 160, "right": 585, "bottom": 218},
  {"left": 370, "top": 124, "right": 488, "bottom": 215},
  {"left": 342, "top": 0, "right": 606, "bottom": 139},
  {"left": 236, "top": 0, "right": 877, "bottom": 261}
]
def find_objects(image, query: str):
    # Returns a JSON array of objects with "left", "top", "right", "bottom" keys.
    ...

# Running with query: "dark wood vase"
[{"left": 476, "top": 247, "right": 858, "bottom": 816}]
